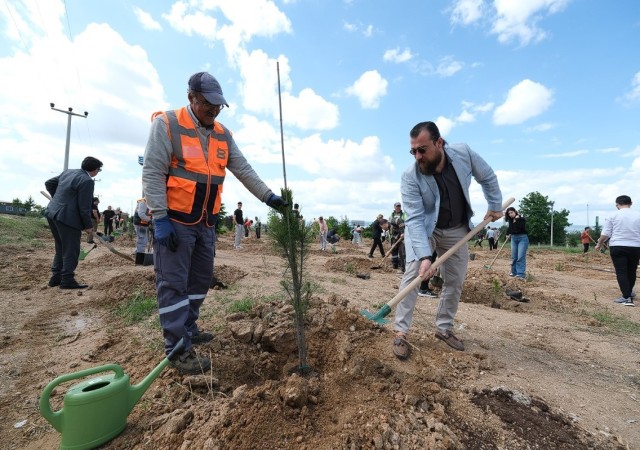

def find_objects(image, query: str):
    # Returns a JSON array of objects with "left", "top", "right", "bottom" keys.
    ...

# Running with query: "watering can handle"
[
  {"left": 166, "top": 337, "right": 186, "bottom": 362},
  {"left": 39, "top": 364, "right": 125, "bottom": 431}
]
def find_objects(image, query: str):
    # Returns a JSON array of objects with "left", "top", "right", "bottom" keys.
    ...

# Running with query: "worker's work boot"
[{"left": 170, "top": 348, "right": 211, "bottom": 374}]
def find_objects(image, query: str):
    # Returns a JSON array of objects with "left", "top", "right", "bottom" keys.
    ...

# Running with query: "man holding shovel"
[{"left": 392, "top": 121, "right": 503, "bottom": 357}]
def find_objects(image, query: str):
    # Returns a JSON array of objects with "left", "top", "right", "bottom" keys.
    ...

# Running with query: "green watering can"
[
  {"left": 78, "top": 244, "right": 97, "bottom": 261},
  {"left": 39, "top": 339, "right": 184, "bottom": 450}
]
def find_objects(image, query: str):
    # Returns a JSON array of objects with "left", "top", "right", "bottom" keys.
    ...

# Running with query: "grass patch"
[
  {"left": 114, "top": 291, "right": 157, "bottom": 325},
  {"left": 588, "top": 309, "right": 640, "bottom": 334},
  {"left": 227, "top": 297, "right": 254, "bottom": 313},
  {"left": 0, "top": 214, "right": 50, "bottom": 246}
]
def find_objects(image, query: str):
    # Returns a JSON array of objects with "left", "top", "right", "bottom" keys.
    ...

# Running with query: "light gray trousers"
[
  {"left": 234, "top": 224, "right": 243, "bottom": 247},
  {"left": 394, "top": 224, "right": 469, "bottom": 334}
]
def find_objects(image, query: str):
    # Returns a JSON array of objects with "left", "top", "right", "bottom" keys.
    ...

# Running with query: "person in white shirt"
[{"left": 595, "top": 195, "right": 640, "bottom": 306}]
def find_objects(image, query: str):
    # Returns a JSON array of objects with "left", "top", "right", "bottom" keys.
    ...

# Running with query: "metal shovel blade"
[{"left": 360, "top": 305, "right": 391, "bottom": 325}]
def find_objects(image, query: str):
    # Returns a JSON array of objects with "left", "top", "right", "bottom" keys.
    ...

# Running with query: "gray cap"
[{"left": 188, "top": 72, "right": 229, "bottom": 107}]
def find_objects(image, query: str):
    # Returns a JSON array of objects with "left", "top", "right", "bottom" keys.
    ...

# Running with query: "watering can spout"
[{"left": 128, "top": 338, "right": 185, "bottom": 412}]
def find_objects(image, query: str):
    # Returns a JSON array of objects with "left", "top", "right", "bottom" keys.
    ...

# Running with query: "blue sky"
[{"left": 1, "top": 0, "right": 639, "bottom": 229}]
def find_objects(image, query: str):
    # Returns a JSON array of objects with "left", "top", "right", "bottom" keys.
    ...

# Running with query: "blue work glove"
[
  {"left": 154, "top": 216, "right": 178, "bottom": 252},
  {"left": 266, "top": 193, "right": 288, "bottom": 210}
]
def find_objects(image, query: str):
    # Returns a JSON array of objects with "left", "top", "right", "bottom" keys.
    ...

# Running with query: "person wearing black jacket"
[
  {"left": 368, "top": 215, "right": 387, "bottom": 258},
  {"left": 505, "top": 207, "right": 528, "bottom": 279},
  {"left": 44, "top": 156, "right": 103, "bottom": 289}
]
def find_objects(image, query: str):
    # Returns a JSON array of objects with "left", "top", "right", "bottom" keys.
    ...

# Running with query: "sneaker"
[
  {"left": 622, "top": 299, "right": 635, "bottom": 307},
  {"left": 170, "top": 349, "right": 211, "bottom": 374},
  {"left": 191, "top": 330, "right": 214, "bottom": 344},
  {"left": 48, "top": 276, "right": 61, "bottom": 287},
  {"left": 435, "top": 330, "right": 464, "bottom": 351},
  {"left": 509, "top": 273, "right": 516, "bottom": 277},
  {"left": 614, "top": 297, "right": 629, "bottom": 304},
  {"left": 418, "top": 288, "right": 438, "bottom": 298},
  {"left": 367, "top": 254, "right": 374, "bottom": 259}
]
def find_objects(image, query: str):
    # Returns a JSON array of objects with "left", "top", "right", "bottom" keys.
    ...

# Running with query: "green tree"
[
  {"left": 216, "top": 202, "right": 227, "bottom": 233},
  {"left": 325, "top": 216, "right": 339, "bottom": 231},
  {"left": 337, "top": 216, "right": 351, "bottom": 241},
  {"left": 267, "top": 189, "right": 313, "bottom": 374},
  {"left": 11, "top": 197, "right": 22, "bottom": 208},
  {"left": 23, "top": 196, "right": 36, "bottom": 212},
  {"left": 593, "top": 216, "right": 603, "bottom": 239},
  {"left": 518, "top": 192, "right": 571, "bottom": 245}
]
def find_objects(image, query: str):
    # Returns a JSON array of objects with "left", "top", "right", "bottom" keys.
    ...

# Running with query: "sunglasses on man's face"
[{"left": 409, "top": 146, "right": 428, "bottom": 156}]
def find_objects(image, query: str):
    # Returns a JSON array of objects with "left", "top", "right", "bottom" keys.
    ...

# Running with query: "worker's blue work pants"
[{"left": 153, "top": 221, "right": 215, "bottom": 355}]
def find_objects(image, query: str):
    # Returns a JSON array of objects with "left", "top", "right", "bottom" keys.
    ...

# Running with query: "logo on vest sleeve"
[{"left": 217, "top": 149, "right": 226, "bottom": 159}]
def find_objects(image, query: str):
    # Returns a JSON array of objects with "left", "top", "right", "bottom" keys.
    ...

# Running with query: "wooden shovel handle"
[
  {"left": 385, "top": 197, "right": 515, "bottom": 310},
  {"left": 380, "top": 235, "right": 404, "bottom": 262}
]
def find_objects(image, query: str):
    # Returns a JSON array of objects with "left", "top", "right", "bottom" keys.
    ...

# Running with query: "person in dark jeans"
[
  {"left": 595, "top": 195, "right": 640, "bottom": 306},
  {"left": 102, "top": 205, "right": 115, "bottom": 236},
  {"left": 368, "top": 215, "right": 387, "bottom": 258}
]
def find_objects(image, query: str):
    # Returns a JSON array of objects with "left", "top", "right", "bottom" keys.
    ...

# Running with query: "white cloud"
[
  {"left": 493, "top": 79, "right": 553, "bottom": 125},
  {"left": 435, "top": 116, "right": 456, "bottom": 137},
  {"left": 133, "top": 7, "right": 162, "bottom": 31},
  {"left": 456, "top": 110, "right": 475, "bottom": 123},
  {"left": 491, "top": 0, "right": 571, "bottom": 46},
  {"left": 343, "top": 21, "right": 374, "bottom": 37},
  {"left": 162, "top": 2, "right": 218, "bottom": 40},
  {"left": 450, "top": 0, "right": 485, "bottom": 25},
  {"left": 623, "top": 71, "right": 640, "bottom": 102},
  {"left": 383, "top": 48, "right": 413, "bottom": 64},
  {"left": 345, "top": 70, "right": 388, "bottom": 109},
  {"left": 526, "top": 122, "right": 554, "bottom": 132},
  {"left": 436, "top": 56, "right": 463, "bottom": 77},
  {"left": 234, "top": 50, "right": 338, "bottom": 131},
  {"left": 542, "top": 150, "right": 589, "bottom": 158},
  {"left": 163, "top": 0, "right": 292, "bottom": 56},
  {"left": 0, "top": 1, "right": 167, "bottom": 215},
  {"left": 596, "top": 147, "right": 619, "bottom": 154},
  {"left": 282, "top": 89, "right": 339, "bottom": 130}
]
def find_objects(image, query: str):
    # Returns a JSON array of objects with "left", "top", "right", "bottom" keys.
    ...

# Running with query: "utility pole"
[
  {"left": 586, "top": 203, "right": 589, "bottom": 229},
  {"left": 50, "top": 103, "right": 88, "bottom": 171}
]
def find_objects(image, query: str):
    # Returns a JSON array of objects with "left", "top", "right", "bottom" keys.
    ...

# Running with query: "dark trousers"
[
  {"left": 488, "top": 238, "right": 495, "bottom": 250},
  {"left": 610, "top": 246, "right": 640, "bottom": 299},
  {"left": 104, "top": 220, "right": 113, "bottom": 236},
  {"left": 369, "top": 237, "right": 385, "bottom": 257},
  {"left": 154, "top": 221, "right": 215, "bottom": 354},
  {"left": 583, "top": 243, "right": 589, "bottom": 253},
  {"left": 256, "top": 227, "right": 261, "bottom": 239},
  {"left": 47, "top": 217, "right": 81, "bottom": 283}
]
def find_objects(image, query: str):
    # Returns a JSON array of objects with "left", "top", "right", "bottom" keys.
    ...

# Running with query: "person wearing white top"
[{"left": 595, "top": 195, "right": 640, "bottom": 306}]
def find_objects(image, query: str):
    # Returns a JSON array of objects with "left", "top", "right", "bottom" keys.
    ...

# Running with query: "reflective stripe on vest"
[{"left": 157, "top": 107, "right": 230, "bottom": 225}]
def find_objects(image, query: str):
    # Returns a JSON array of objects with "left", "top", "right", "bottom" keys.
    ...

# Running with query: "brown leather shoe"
[
  {"left": 392, "top": 334, "right": 410, "bottom": 360},
  {"left": 435, "top": 330, "right": 464, "bottom": 351}
]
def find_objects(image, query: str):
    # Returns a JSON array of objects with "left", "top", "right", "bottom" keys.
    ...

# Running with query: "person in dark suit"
[{"left": 45, "top": 156, "right": 103, "bottom": 289}]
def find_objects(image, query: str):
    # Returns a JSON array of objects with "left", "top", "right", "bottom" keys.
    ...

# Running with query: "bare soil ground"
[{"left": 1, "top": 221, "right": 639, "bottom": 449}]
